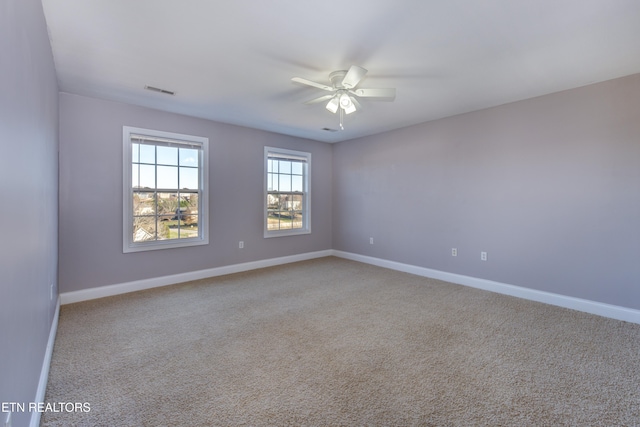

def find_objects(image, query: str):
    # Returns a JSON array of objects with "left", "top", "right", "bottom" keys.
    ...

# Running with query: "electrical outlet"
[
  {"left": 452, "top": 248, "right": 457, "bottom": 257},
  {"left": 238, "top": 241, "right": 244, "bottom": 249},
  {"left": 369, "top": 237, "right": 374, "bottom": 245},
  {"left": 481, "top": 251, "right": 487, "bottom": 261}
]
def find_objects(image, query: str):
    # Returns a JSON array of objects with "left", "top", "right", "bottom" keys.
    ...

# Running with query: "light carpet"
[{"left": 42, "top": 257, "right": 640, "bottom": 426}]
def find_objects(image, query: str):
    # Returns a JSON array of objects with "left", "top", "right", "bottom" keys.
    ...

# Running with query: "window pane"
[
  {"left": 267, "top": 173, "right": 273, "bottom": 191},
  {"left": 139, "top": 144, "right": 155, "bottom": 164},
  {"left": 179, "top": 167, "right": 198, "bottom": 190},
  {"left": 157, "top": 192, "right": 179, "bottom": 216},
  {"left": 270, "top": 159, "right": 278, "bottom": 173},
  {"left": 292, "top": 162, "right": 303, "bottom": 175},
  {"left": 180, "top": 218, "right": 198, "bottom": 239},
  {"left": 179, "top": 148, "right": 198, "bottom": 167},
  {"left": 157, "top": 165, "right": 178, "bottom": 189},
  {"left": 291, "top": 194, "right": 303, "bottom": 208},
  {"left": 267, "top": 215, "right": 279, "bottom": 230},
  {"left": 279, "top": 160, "right": 291, "bottom": 174},
  {"left": 158, "top": 216, "right": 173, "bottom": 239},
  {"left": 133, "top": 192, "right": 156, "bottom": 215},
  {"left": 292, "top": 211, "right": 303, "bottom": 229},
  {"left": 157, "top": 146, "right": 178, "bottom": 166},
  {"left": 279, "top": 213, "right": 292, "bottom": 229},
  {"left": 184, "top": 211, "right": 198, "bottom": 225},
  {"left": 132, "top": 143, "right": 139, "bottom": 163},
  {"left": 274, "top": 195, "right": 282, "bottom": 209},
  {"left": 279, "top": 174, "right": 291, "bottom": 192},
  {"left": 139, "top": 164, "right": 155, "bottom": 188},
  {"left": 133, "top": 216, "right": 156, "bottom": 242},
  {"left": 292, "top": 175, "right": 303, "bottom": 192},
  {"left": 282, "top": 195, "right": 292, "bottom": 210},
  {"left": 183, "top": 193, "right": 198, "bottom": 211},
  {"left": 267, "top": 194, "right": 277, "bottom": 210},
  {"left": 132, "top": 164, "right": 139, "bottom": 188}
]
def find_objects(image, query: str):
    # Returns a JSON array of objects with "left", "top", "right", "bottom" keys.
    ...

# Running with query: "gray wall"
[
  {"left": 58, "top": 93, "right": 332, "bottom": 293},
  {"left": 333, "top": 74, "right": 640, "bottom": 310},
  {"left": 0, "top": 0, "right": 59, "bottom": 425}
]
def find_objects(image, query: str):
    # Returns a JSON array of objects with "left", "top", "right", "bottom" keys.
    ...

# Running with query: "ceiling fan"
[{"left": 292, "top": 65, "right": 396, "bottom": 130}]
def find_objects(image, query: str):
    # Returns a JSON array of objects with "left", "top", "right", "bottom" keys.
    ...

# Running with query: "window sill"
[
  {"left": 123, "top": 237, "right": 208, "bottom": 253},
  {"left": 264, "top": 229, "right": 311, "bottom": 239}
]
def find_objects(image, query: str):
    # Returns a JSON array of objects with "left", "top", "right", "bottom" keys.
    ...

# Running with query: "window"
[
  {"left": 264, "top": 147, "right": 311, "bottom": 237},
  {"left": 123, "top": 126, "right": 208, "bottom": 252}
]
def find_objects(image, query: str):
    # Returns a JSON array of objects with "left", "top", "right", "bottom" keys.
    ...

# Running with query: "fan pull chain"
[{"left": 340, "top": 108, "right": 344, "bottom": 130}]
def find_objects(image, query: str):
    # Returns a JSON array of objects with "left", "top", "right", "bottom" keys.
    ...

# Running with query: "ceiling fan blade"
[
  {"left": 341, "top": 65, "right": 368, "bottom": 89},
  {"left": 291, "top": 77, "right": 334, "bottom": 91},
  {"left": 304, "top": 94, "right": 335, "bottom": 105},
  {"left": 351, "top": 88, "right": 396, "bottom": 100}
]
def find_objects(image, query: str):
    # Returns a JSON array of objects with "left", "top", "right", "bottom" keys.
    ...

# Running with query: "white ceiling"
[{"left": 41, "top": 0, "right": 640, "bottom": 143}]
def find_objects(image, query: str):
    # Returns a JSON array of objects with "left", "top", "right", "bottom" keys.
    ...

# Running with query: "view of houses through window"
[
  {"left": 123, "top": 126, "right": 208, "bottom": 252},
  {"left": 132, "top": 191, "right": 199, "bottom": 242},
  {"left": 265, "top": 147, "right": 310, "bottom": 236},
  {"left": 131, "top": 142, "right": 200, "bottom": 242}
]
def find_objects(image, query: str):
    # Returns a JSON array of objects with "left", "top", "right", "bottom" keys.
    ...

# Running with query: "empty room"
[{"left": 2, "top": 0, "right": 640, "bottom": 426}]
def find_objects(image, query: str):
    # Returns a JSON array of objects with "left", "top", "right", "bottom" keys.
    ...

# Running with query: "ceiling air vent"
[
  {"left": 144, "top": 85, "right": 175, "bottom": 95},
  {"left": 322, "top": 127, "right": 338, "bottom": 132}
]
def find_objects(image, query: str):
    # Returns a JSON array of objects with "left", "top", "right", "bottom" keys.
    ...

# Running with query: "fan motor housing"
[{"left": 329, "top": 70, "right": 348, "bottom": 88}]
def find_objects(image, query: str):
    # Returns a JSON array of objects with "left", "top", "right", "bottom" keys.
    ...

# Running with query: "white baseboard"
[
  {"left": 332, "top": 250, "right": 640, "bottom": 325},
  {"left": 30, "top": 296, "right": 60, "bottom": 427},
  {"left": 60, "top": 250, "right": 333, "bottom": 305}
]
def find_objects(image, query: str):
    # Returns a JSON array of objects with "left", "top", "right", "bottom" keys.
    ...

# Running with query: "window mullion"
[{"left": 154, "top": 190, "right": 158, "bottom": 241}]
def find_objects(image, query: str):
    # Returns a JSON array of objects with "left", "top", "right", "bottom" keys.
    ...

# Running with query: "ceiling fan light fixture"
[
  {"left": 326, "top": 96, "right": 339, "bottom": 114},
  {"left": 339, "top": 93, "right": 351, "bottom": 107},
  {"left": 340, "top": 93, "right": 357, "bottom": 114},
  {"left": 344, "top": 104, "right": 356, "bottom": 114}
]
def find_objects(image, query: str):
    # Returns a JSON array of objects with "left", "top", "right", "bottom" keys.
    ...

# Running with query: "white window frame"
[
  {"left": 264, "top": 146, "right": 311, "bottom": 238},
  {"left": 123, "top": 126, "right": 209, "bottom": 253}
]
